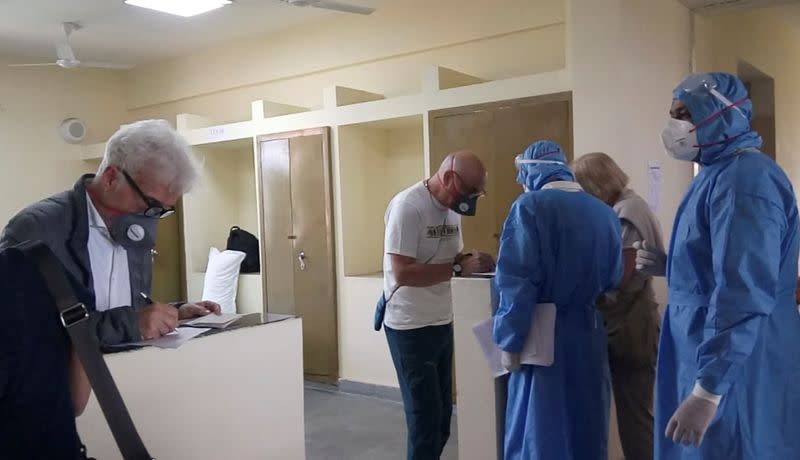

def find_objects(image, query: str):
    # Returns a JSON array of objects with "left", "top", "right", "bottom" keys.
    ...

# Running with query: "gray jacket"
[
  {"left": 0, "top": 174, "right": 151, "bottom": 345},
  {"left": 597, "top": 188, "right": 663, "bottom": 367}
]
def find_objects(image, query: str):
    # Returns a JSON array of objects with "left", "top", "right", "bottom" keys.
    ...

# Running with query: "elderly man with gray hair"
[{"left": 0, "top": 119, "right": 220, "bottom": 346}]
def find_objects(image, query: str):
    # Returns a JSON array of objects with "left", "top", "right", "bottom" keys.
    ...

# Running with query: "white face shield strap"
[{"left": 514, "top": 154, "right": 565, "bottom": 169}]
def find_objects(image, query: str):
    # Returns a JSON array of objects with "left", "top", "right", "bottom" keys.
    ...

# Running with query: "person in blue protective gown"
[
  {"left": 492, "top": 140, "right": 623, "bottom": 460},
  {"left": 636, "top": 72, "right": 800, "bottom": 459}
]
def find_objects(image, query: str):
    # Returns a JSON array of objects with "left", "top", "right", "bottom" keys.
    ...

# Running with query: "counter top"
[{"left": 103, "top": 312, "right": 297, "bottom": 354}]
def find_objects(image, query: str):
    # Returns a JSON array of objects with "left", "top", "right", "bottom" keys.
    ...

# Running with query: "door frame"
[{"left": 255, "top": 127, "right": 339, "bottom": 382}]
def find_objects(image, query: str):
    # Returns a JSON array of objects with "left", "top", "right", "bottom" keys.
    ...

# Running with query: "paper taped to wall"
[{"left": 648, "top": 161, "right": 662, "bottom": 213}]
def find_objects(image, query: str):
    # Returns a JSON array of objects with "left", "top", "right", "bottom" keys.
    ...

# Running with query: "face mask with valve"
[
  {"left": 110, "top": 213, "right": 159, "bottom": 250},
  {"left": 438, "top": 156, "right": 484, "bottom": 216}
]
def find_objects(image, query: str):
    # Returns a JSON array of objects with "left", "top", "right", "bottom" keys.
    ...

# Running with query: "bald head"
[
  {"left": 437, "top": 151, "right": 487, "bottom": 194},
  {"left": 427, "top": 150, "right": 487, "bottom": 212}
]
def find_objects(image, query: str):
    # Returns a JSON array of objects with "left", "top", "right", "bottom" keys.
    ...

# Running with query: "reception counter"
[
  {"left": 452, "top": 278, "right": 623, "bottom": 460},
  {"left": 76, "top": 314, "right": 306, "bottom": 460},
  {"left": 452, "top": 278, "right": 503, "bottom": 460}
]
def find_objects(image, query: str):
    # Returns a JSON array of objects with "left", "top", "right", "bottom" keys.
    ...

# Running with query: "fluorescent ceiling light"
[{"left": 124, "top": 0, "right": 232, "bottom": 17}]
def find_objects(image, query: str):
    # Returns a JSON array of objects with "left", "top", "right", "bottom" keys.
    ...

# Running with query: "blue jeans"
[{"left": 385, "top": 323, "right": 454, "bottom": 460}]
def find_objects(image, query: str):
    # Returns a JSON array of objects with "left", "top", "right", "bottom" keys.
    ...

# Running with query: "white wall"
[{"left": 0, "top": 59, "right": 127, "bottom": 222}]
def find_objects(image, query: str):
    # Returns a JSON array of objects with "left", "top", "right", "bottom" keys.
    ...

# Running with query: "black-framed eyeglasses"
[{"left": 121, "top": 169, "right": 175, "bottom": 218}]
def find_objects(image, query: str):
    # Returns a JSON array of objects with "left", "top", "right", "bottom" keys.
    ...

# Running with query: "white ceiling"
[{"left": 0, "top": 0, "right": 379, "bottom": 66}]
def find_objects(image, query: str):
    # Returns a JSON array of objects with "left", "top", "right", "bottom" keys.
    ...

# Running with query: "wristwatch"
[{"left": 453, "top": 253, "right": 472, "bottom": 277}]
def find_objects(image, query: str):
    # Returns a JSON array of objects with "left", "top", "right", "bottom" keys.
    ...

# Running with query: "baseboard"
[{"left": 337, "top": 379, "right": 403, "bottom": 403}]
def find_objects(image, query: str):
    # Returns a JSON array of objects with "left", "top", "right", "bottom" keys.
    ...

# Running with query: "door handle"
[{"left": 298, "top": 251, "right": 307, "bottom": 271}]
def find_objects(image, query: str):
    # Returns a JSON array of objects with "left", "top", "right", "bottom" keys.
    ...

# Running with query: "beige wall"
[
  {"left": 120, "top": 0, "right": 567, "bottom": 388},
  {"left": 0, "top": 59, "right": 127, "bottom": 221},
  {"left": 709, "top": 7, "right": 800, "bottom": 185},
  {"left": 569, "top": 0, "right": 694, "bottom": 308},
  {"left": 122, "top": 0, "right": 698, "bottom": 391},
  {"left": 186, "top": 141, "right": 257, "bottom": 273},
  {"left": 338, "top": 124, "right": 388, "bottom": 276},
  {"left": 339, "top": 119, "right": 424, "bottom": 276},
  {"left": 125, "top": 0, "right": 565, "bottom": 124},
  {"left": 0, "top": 0, "right": 722, "bottom": 397},
  {"left": 569, "top": 1, "right": 694, "bottom": 456}
]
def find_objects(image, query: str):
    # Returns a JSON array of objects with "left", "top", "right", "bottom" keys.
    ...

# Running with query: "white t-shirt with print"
[{"left": 383, "top": 182, "right": 463, "bottom": 330}]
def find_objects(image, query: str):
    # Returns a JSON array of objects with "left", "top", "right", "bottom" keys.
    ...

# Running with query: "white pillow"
[{"left": 202, "top": 247, "right": 246, "bottom": 314}]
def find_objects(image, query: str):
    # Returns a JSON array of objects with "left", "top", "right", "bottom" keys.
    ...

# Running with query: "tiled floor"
[{"left": 304, "top": 385, "right": 458, "bottom": 460}]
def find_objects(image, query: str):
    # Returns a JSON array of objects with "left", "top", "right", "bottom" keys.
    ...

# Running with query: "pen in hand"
[{"left": 140, "top": 292, "right": 179, "bottom": 334}]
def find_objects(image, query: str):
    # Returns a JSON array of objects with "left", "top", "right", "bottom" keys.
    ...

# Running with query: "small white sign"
[{"left": 207, "top": 126, "right": 225, "bottom": 142}]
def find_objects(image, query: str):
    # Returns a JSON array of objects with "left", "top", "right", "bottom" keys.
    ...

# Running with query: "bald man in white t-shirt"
[{"left": 381, "top": 151, "right": 494, "bottom": 460}]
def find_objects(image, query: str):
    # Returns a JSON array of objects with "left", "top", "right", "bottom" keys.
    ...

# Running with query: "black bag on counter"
[{"left": 226, "top": 226, "right": 260, "bottom": 273}]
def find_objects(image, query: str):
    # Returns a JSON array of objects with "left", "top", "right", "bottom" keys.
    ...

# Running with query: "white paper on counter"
[
  {"left": 182, "top": 313, "right": 242, "bottom": 329},
  {"left": 109, "top": 327, "right": 210, "bottom": 349},
  {"left": 472, "top": 303, "right": 557, "bottom": 377}
]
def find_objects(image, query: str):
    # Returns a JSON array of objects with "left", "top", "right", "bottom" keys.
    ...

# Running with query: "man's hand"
[
  {"left": 138, "top": 303, "right": 178, "bottom": 340},
  {"left": 461, "top": 251, "right": 496, "bottom": 276},
  {"left": 178, "top": 301, "right": 222, "bottom": 320}
]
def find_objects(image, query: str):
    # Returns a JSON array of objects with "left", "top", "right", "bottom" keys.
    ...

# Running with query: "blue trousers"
[{"left": 385, "top": 323, "right": 454, "bottom": 460}]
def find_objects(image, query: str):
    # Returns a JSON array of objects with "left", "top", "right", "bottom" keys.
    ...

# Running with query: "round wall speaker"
[{"left": 60, "top": 118, "right": 86, "bottom": 144}]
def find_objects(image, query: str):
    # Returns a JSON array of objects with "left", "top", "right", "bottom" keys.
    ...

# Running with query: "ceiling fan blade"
[
  {"left": 80, "top": 61, "right": 135, "bottom": 70},
  {"left": 7, "top": 63, "right": 59, "bottom": 67},
  {"left": 312, "top": 0, "right": 374, "bottom": 15}
]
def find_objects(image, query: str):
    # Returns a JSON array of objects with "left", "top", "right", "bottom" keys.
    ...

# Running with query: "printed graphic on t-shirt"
[{"left": 426, "top": 224, "right": 459, "bottom": 239}]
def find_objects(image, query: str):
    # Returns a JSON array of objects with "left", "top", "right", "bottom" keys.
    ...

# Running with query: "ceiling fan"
[
  {"left": 279, "top": 0, "right": 375, "bottom": 15},
  {"left": 8, "top": 22, "right": 133, "bottom": 70}
]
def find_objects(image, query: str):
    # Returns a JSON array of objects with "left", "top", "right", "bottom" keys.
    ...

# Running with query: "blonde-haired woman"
[{"left": 572, "top": 152, "right": 664, "bottom": 460}]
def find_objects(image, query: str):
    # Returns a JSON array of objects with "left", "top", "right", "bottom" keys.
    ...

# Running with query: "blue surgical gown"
[
  {"left": 493, "top": 189, "right": 623, "bottom": 460},
  {"left": 656, "top": 152, "right": 800, "bottom": 459}
]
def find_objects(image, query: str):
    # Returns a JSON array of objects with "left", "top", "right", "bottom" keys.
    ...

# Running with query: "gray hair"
[
  {"left": 571, "top": 152, "right": 629, "bottom": 205},
  {"left": 97, "top": 119, "right": 200, "bottom": 195}
]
